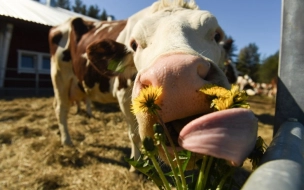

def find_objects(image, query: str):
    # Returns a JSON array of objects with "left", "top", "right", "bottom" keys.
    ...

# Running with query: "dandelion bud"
[
  {"left": 153, "top": 123, "right": 164, "bottom": 135},
  {"left": 143, "top": 137, "right": 156, "bottom": 152}
]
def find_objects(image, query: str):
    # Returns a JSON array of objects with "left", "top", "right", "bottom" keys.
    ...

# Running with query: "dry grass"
[
  {"left": 0, "top": 96, "right": 275, "bottom": 189},
  {"left": 242, "top": 96, "right": 276, "bottom": 170}
]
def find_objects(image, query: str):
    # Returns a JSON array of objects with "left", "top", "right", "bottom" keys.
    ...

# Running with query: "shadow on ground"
[{"left": 255, "top": 114, "right": 275, "bottom": 126}]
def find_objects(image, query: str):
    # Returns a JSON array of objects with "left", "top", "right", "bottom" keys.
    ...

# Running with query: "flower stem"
[
  {"left": 156, "top": 113, "right": 187, "bottom": 189},
  {"left": 149, "top": 155, "right": 171, "bottom": 190},
  {"left": 160, "top": 142, "right": 183, "bottom": 189},
  {"left": 195, "top": 155, "right": 208, "bottom": 190},
  {"left": 202, "top": 156, "right": 214, "bottom": 188},
  {"left": 216, "top": 168, "right": 235, "bottom": 190}
]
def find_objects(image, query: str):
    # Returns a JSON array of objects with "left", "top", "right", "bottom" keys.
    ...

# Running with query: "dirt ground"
[{"left": 0, "top": 95, "right": 275, "bottom": 190}]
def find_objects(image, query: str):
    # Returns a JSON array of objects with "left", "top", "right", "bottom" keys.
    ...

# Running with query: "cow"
[
  {"left": 236, "top": 75, "right": 278, "bottom": 98},
  {"left": 49, "top": 18, "right": 141, "bottom": 170},
  {"left": 49, "top": 0, "right": 257, "bottom": 171},
  {"left": 237, "top": 75, "right": 257, "bottom": 96},
  {"left": 268, "top": 76, "right": 278, "bottom": 98}
]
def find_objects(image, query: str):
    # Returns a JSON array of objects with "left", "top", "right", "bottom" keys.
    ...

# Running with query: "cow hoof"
[
  {"left": 62, "top": 140, "right": 74, "bottom": 147},
  {"left": 86, "top": 113, "right": 94, "bottom": 118},
  {"left": 127, "top": 169, "right": 144, "bottom": 180},
  {"left": 129, "top": 166, "right": 137, "bottom": 173}
]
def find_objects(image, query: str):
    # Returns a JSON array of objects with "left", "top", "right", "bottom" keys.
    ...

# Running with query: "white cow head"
[{"left": 88, "top": 0, "right": 257, "bottom": 169}]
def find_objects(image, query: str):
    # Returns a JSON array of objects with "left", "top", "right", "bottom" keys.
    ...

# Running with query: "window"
[
  {"left": 20, "top": 54, "right": 35, "bottom": 69},
  {"left": 18, "top": 50, "right": 50, "bottom": 74},
  {"left": 42, "top": 56, "right": 51, "bottom": 70}
]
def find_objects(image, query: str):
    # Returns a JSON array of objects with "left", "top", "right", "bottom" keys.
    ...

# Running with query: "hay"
[
  {"left": 0, "top": 97, "right": 158, "bottom": 189},
  {"left": 0, "top": 96, "right": 274, "bottom": 189}
]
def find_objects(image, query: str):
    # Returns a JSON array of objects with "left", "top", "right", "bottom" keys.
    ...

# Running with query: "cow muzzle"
[{"left": 132, "top": 53, "right": 229, "bottom": 124}]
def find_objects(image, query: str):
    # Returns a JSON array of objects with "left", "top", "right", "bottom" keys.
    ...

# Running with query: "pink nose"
[
  {"left": 134, "top": 54, "right": 212, "bottom": 122},
  {"left": 139, "top": 54, "right": 210, "bottom": 87}
]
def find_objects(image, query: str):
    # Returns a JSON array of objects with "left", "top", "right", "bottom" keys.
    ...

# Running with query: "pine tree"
[
  {"left": 100, "top": 9, "right": 108, "bottom": 21},
  {"left": 236, "top": 43, "right": 260, "bottom": 81},
  {"left": 73, "top": 0, "right": 85, "bottom": 14},
  {"left": 87, "top": 5, "right": 100, "bottom": 19},
  {"left": 225, "top": 35, "right": 238, "bottom": 60},
  {"left": 56, "top": 0, "right": 70, "bottom": 10},
  {"left": 258, "top": 51, "right": 279, "bottom": 83}
]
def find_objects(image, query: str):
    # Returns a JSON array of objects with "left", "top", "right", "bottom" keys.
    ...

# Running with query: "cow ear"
[
  {"left": 222, "top": 38, "right": 234, "bottom": 53},
  {"left": 71, "top": 17, "right": 94, "bottom": 43},
  {"left": 221, "top": 39, "right": 238, "bottom": 84},
  {"left": 86, "top": 39, "right": 130, "bottom": 76},
  {"left": 224, "top": 60, "right": 238, "bottom": 84}
]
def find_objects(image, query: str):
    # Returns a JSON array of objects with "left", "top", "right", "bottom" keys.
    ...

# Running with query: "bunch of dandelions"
[
  {"left": 127, "top": 85, "right": 266, "bottom": 190},
  {"left": 194, "top": 84, "right": 250, "bottom": 190},
  {"left": 198, "top": 84, "right": 267, "bottom": 189},
  {"left": 130, "top": 86, "right": 188, "bottom": 190},
  {"left": 200, "top": 84, "right": 250, "bottom": 111}
]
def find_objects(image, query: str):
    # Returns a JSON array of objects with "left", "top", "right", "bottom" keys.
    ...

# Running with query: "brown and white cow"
[
  {"left": 49, "top": 0, "right": 257, "bottom": 170},
  {"left": 49, "top": 18, "right": 141, "bottom": 167}
]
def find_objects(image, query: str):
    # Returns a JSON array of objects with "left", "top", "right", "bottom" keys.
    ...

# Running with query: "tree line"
[
  {"left": 228, "top": 38, "right": 279, "bottom": 83},
  {"left": 36, "top": 1, "right": 278, "bottom": 83},
  {"left": 55, "top": 0, "right": 112, "bottom": 20},
  {"left": 52, "top": 1, "right": 278, "bottom": 83}
]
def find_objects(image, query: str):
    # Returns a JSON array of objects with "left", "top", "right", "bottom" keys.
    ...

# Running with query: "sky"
[{"left": 66, "top": 0, "right": 282, "bottom": 60}]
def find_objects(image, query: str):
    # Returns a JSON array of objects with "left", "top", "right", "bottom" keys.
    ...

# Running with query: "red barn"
[{"left": 0, "top": 0, "right": 98, "bottom": 96}]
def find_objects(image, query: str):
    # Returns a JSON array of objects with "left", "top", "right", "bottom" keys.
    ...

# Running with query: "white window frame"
[{"left": 17, "top": 50, "right": 50, "bottom": 74}]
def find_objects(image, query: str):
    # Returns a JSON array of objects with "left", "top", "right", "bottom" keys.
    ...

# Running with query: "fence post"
[
  {"left": 242, "top": 119, "right": 304, "bottom": 189},
  {"left": 242, "top": 0, "right": 304, "bottom": 189},
  {"left": 274, "top": 0, "right": 304, "bottom": 135}
]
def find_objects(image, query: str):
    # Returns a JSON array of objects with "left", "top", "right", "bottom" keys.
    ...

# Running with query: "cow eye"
[
  {"left": 130, "top": 40, "right": 138, "bottom": 52},
  {"left": 214, "top": 32, "right": 221, "bottom": 43}
]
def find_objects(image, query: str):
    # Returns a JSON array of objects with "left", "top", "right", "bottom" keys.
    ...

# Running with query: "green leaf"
[
  {"left": 107, "top": 59, "right": 119, "bottom": 71},
  {"left": 124, "top": 156, "right": 153, "bottom": 173},
  {"left": 164, "top": 166, "right": 179, "bottom": 177},
  {"left": 178, "top": 150, "right": 192, "bottom": 172},
  {"left": 107, "top": 59, "right": 125, "bottom": 73},
  {"left": 124, "top": 156, "right": 164, "bottom": 189}
]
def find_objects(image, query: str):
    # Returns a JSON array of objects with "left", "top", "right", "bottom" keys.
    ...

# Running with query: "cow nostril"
[
  {"left": 138, "top": 74, "right": 152, "bottom": 88},
  {"left": 197, "top": 61, "right": 210, "bottom": 79},
  {"left": 142, "top": 84, "right": 149, "bottom": 89}
]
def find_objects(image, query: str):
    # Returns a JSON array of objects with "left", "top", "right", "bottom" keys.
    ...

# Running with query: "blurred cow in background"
[
  {"left": 237, "top": 75, "right": 256, "bottom": 96},
  {"left": 236, "top": 74, "right": 277, "bottom": 98}
]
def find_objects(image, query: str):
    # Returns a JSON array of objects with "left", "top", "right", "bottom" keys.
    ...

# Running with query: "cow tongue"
[{"left": 178, "top": 108, "right": 258, "bottom": 166}]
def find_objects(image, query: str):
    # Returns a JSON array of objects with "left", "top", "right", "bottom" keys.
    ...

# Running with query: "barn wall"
[{"left": 2, "top": 18, "right": 52, "bottom": 89}]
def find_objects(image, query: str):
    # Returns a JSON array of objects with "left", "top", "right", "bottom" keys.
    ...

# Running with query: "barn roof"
[{"left": 0, "top": 0, "right": 99, "bottom": 26}]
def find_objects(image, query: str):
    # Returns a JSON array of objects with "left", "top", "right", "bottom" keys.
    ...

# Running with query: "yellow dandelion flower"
[
  {"left": 200, "top": 84, "right": 231, "bottom": 98},
  {"left": 212, "top": 98, "right": 229, "bottom": 111},
  {"left": 131, "top": 86, "right": 163, "bottom": 115},
  {"left": 230, "top": 84, "right": 239, "bottom": 95},
  {"left": 200, "top": 84, "right": 250, "bottom": 111},
  {"left": 231, "top": 84, "right": 250, "bottom": 109}
]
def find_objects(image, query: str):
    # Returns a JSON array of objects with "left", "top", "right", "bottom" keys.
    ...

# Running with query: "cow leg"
[
  {"left": 51, "top": 70, "right": 73, "bottom": 146},
  {"left": 116, "top": 86, "right": 141, "bottom": 172},
  {"left": 75, "top": 100, "right": 81, "bottom": 114},
  {"left": 74, "top": 98, "right": 92, "bottom": 118},
  {"left": 55, "top": 99, "right": 72, "bottom": 146},
  {"left": 85, "top": 97, "right": 93, "bottom": 118},
  {"left": 128, "top": 122, "right": 141, "bottom": 172}
]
